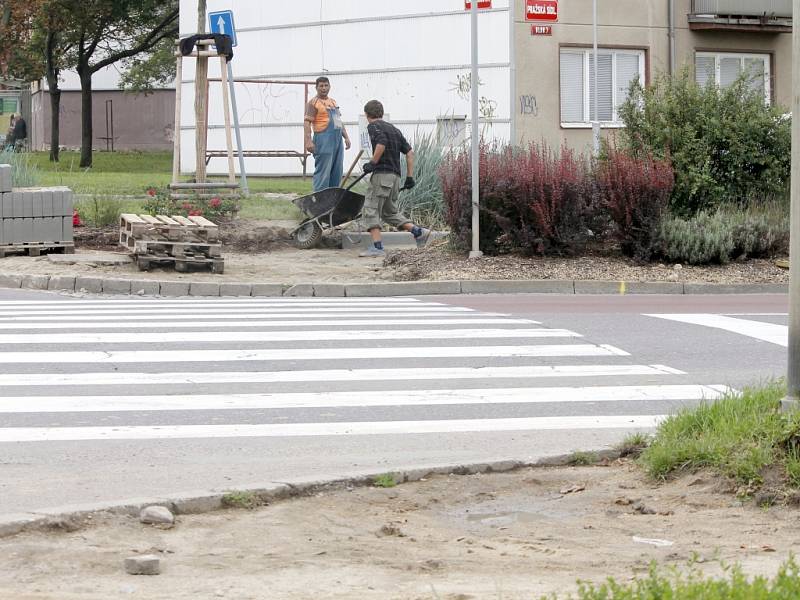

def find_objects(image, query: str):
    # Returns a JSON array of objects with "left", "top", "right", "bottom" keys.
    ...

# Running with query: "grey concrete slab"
[
  {"left": 625, "top": 281, "right": 684, "bottom": 294},
  {"left": 461, "top": 279, "right": 574, "bottom": 294},
  {"left": 283, "top": 283, "right": 314, "bottom": 297},
  {"left": 251, "top": 283, "right": 284, "bottom": 297},
  {"left": 313, "top": 283, "right": 346, "bottom": 297},
  {"left": 574, "top": 280, "right": 625, "bottom": 295},
  {"left": 160, "top": 281, "right": 191, "bottom": 296},
  {"left": 345, "top": 281, "right": 462, "bottom": 297},
  {"left": 47, "top": 275, "right": 76, "bottom": 291},
  {"left": 189, "top": 282, "right": 220, "bottom": 296},
  {"left": 219, "top": 283, "right": 252, "bottom": 296},
  {"left": 0, "top": 273, "right": 23, "bottom": 288},
  {"left": 102, "top": 278, "right": 132, "bottom": 294},
  {"left": 21, "top": 274, "right": 50, "bottom": 290},
  {"left": 75, "top": 276, "right": 103, "bottom": 293},
  {"left": 684, "top": 282, "right": 789, "bottom": 295},
  {"left": 130, "top": 280, "right": 161, "bottom": 296}
]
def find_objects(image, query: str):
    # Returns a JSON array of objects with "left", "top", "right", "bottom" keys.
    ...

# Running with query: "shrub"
[
  {"left": 397, "top": 130, "right": 447, "bottom": 226},
  {"left": 618, "top": 69, "right": 791, "bottom": 216},
  {"left": 658, "top": 200, "right": 789, "bottom": 264},
  {"left": 596, "top": 149, "right": 674, "bottom": 261},
  {"left": 440, "top": 142, "right": 593, "bottom": 255}
]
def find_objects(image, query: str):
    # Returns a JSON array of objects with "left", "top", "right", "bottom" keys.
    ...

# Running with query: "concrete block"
[
  {"left": 41, "top": 189, "right": 53, "bottom": 217},
  {"left": 32, "top": 217, "right": 45, "bottom": 242},
  {"left": 102, "top": 278, "right": 132, "bottom": 295},
  {"left": 21, "top": 274, "right": 50, "bottom": 290},
  {"left": 625, "top": 281, "right": 684, "bottom": 294},
  {"left": 0, "top": 273, "right": 23, "bottom": 288},
  {"left": 12, "top": 192, "right": 24, "bottom": 218},
  {"left": 17, "top": 218, "right": 34, "bottom": 243},
  {"left": 574, "top": 280, "right": 626, "bottom": 295},
  {"left": 62, "top": 216, "right": 73, "bottom": 242},
  {"left": 75, "top": 276, "right": 103, "bottom": 293},
  {"left": 251, "top": 283, "right": 284, "bottom": 297},
  {"left": 0, "top": 165, "right": 11, "bottom": 193},
  {"left": 341, "top": 230, "right": 417, "bottom": 250},
  {"left": 124, "top": 555, "right": 160, "bottom": 576},
  {"left": 219, "top": 283, "right": 252, "bottom": 296},
  {"left": 47, "top": 276, "right": 76, "bottom": 291},
  {"left": 62, "top": 188, "right": 74, "bottom": 215},
  {"left": 345, "top": 280, "right": 462, "bottom": 297},
  {"left": 22, "top": 191, "right": 35, "bottom": 218},
  {"left": 131, "top": 280, "right": 160, "bottom": 295},
  {"left": 684, "top": 282, "right": 789, "bottom": 295},
  {"left": 3, "top": 218, "right": 15, "bottom": 243},
  {"left": 159, "top": 281, "right": 190, "bottom": 297},
  {"left": 0, "top": 192, "right": 10, "bottom": 217},
  {"left": 283, "top": 283, "right": 314, "bottom": 297},
  {"left": 313, "top": 283, "right": 346, "bottom": 297},
  {"left": 460, "top": 279, "right": 574, "bottom": 295},
  {"left": 189, "top": 282, "right": 220, "bottom": 296}
]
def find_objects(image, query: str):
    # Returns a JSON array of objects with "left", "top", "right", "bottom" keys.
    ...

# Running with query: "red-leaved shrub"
[{"left": 597, "top": 149, "right": 674, "bottom": 261}]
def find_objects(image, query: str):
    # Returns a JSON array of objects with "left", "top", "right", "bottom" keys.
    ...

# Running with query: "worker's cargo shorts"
[{"left": 361, "top": 171, "right": 411, "bottom": 231}]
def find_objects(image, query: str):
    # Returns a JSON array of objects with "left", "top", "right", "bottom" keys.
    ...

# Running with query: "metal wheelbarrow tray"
[{"left": 290, "top": 173, "right": 366, "bottom": 249}]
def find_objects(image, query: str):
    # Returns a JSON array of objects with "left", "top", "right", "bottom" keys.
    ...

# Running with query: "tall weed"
[{"left": 0, "top": 149, "right": 39, "bottom": 187}]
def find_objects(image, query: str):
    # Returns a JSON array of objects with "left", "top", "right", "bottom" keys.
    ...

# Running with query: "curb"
[
  {"left": 0, "top": 272, "right": 788, "bottom": 297},
  {"left": 0, "top": 451, "right": 619, "bottom": 539}
]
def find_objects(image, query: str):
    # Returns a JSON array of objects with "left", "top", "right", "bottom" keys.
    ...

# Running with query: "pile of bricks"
[{"left": 0, "top": 165, "right": 74, "bottom": 255}]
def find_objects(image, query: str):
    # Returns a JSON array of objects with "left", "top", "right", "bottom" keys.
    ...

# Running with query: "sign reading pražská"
[{"left": 526, "top": 0, "right": 558, "bottom": 22}]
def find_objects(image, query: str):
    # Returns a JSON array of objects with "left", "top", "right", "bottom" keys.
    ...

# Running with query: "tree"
[{"left": 71, "top": 0, "right": 178, "bottom": 167}]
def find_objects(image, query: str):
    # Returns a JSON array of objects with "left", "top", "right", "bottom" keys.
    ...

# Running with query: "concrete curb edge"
[
  {"left": 0, "top": 451, "right": 620, "bottom": 539},
  {"left": 0, "top": 272, "right": 788, "bottom": 297}
]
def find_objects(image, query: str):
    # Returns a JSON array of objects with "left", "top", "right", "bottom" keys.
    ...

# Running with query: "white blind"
[
  {"left": 744, "top": 57, "right": 765, "bottom": 97},
  {"left": 589, "top": 54, "right": 613, "bottom": 121},
  {"left": 720, "top": 57, "right": 740, "bottom": 88},
  {"left": 616, "top": 53, "right": 641, "bottom": 110},
  {"left": 560, "top": 52, "right": 584, "bottom": 123},
  {"left": 695, "top": 55, "right": 715, "bottom": 86}
]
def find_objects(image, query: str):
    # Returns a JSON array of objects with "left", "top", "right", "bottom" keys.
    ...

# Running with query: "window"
[
  {"left": 695, "top": 52, "right": 770, "bottom": 103},
  {"left": 0, "top": 98, "right": 19, "bottom": 115},
  {"left": 560, "top": 48, "right": 645, "bottom": 127},
  {"left": 436, "top": 115, "right": 467, "bottom": 147}
]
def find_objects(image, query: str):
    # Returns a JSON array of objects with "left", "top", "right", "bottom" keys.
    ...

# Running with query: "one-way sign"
[{"left": 208, "top": 10, "right": 237, "bottom": 47}]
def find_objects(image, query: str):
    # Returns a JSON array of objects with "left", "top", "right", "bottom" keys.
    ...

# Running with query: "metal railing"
[{"left": 692, "top": 0, "right": 791, "bottom": 17}]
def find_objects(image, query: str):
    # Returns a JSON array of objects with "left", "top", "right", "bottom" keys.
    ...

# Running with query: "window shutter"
[
  {"left": 589, "top": 53, "right": 613, "bottom": 121},
  {"left": 720, "top": 57, "right": 740, "bottom": 88},
  {"left": 695, "top": 55, "right": 715, "bottom": 87},
  {"left": 616, "top": 53, "right": 641, "bottom": 110},
  {"left": 560, "top": 51, "right": 584, "bottom": 123}
]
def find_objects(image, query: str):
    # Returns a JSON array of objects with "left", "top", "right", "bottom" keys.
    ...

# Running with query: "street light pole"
[
  {"left": 783, "top": 0, "right": 800, "bottom": 410},
  {"left": 591, "top": 0, "right": 600, "bottom": 156},
  {"left": 469, "top": 0, "right": 483, "bottom": 259}
]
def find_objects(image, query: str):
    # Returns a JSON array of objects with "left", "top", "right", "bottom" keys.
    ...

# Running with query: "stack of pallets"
[{"left": 119, "top": 213, "right": 223, "bottom": 273}]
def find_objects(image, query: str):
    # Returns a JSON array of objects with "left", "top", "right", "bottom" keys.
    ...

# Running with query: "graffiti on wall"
[{"left": 519, "top": 94, "right": 538, "bottom": 116}]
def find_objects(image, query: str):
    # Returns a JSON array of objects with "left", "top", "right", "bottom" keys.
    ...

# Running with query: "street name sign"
[{"left": 526, "top": 0, "right": 558, "bottom": 22}]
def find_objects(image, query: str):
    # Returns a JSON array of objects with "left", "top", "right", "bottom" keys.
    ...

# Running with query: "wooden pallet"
[
  {"left": 136, "top": 253, "right": 224, "bottom": 274},
  {"left": 119, "top": 214, "right": 219, "bottom": 248},
  {"left": 0, "top": 242, "right": 75, "bottom": 258},
  {"left": 131, "top": 239, "right": 222, "bottom": 258}
]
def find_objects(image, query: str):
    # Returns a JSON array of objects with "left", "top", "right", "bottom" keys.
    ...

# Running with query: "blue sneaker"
[
  {"left": 414, "top": 228, "right": 432, "bottom": 249},
  {"left": 359, "top": 244, "right": 386, "bottom": 258}
]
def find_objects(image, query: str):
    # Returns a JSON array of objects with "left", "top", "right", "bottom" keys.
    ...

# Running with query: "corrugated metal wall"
[
  {"left": 693, "top": 0, "right": 792, "bottom": 17},
  {"left": 179, "top": 0, "right": 511, "bottom": 175}
]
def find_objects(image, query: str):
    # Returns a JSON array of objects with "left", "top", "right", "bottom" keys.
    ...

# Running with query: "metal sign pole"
[
  {"left": 469, "top": 0, "right": 483, "bottom": 259},
  {"left": 592, "top": 0, "right": 600, "bottom": 156},
  {"left": 227, "top": 62, "right": 249, "bottom": 196}
]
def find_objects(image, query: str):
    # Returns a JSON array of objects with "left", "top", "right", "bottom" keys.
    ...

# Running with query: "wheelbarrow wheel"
[{"left": 294, "top": 221, "right": 323, "bottom": 249}]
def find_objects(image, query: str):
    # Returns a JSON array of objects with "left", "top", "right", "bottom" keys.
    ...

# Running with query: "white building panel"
[{"left": 179, "top": 0, "right": 511, "bottom": 176}]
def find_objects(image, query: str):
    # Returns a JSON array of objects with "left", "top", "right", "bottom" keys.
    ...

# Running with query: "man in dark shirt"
[
  {"left": 359, "top": 100, "right": 430, "bottom": 257},
  {"left": 11, "top": 114, "right": 26, "bottom": 151}
]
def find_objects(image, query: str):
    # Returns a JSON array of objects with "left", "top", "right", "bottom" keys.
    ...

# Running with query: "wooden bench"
[{"left": 205, "top": 150, "right": 309, "bottom": 176}]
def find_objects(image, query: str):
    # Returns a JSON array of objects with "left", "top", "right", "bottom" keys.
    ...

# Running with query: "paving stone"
[
  {"left": 313, "top": 283, "right": 346, "bottom": 297},
  {"left": 189, "top": 282, "right": 220, "bottom": 296},
  {"left": 283, "top": 283, "right": 314, "bottom": 297},
  {"left": 219, "top": 283, "right": 252, "bottom": 296},
  {"left": 102, "top": 278, "right": 132, "bottom": 295},
  {"left": 251, "top": 283, "right": 284, "bottom": 297},
  {"left": 47, "top": 275, "right": 76, "bottom": 291},
  {"left": 0, "top": 272, "right": 23, "bottom": 288},
  {"left": 124, "top": 555, "right": 161, "bottom": 576},
  {"left": 139, "top": 506, "right": 174, "bottom": 526},
  {"left": 159, "top": 281, "right": 190, "bottom": 297},
  {"left": 75, "top": 276, "right": 103, "bottom": 293},
  {"left": 131, "top": 280, "right": 160, "bottom": 295},
  {"left": 21, "top": 274, "right": 49, "bottom": 290}
]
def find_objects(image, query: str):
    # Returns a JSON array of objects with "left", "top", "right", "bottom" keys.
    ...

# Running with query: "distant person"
[
  {"left": 5, "top": 114, "right": 15, "bottom": 151},
  {"left": 358, "top": 99, "right": 430, "bottom": 258},
  {"left": 304, "top": 77, "right": 351, "bottom": 191},
  {"left": 11, "top": 113, "right": 26, "bottom": 152}
]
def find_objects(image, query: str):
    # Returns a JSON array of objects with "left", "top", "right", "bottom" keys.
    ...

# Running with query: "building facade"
[{"left": 179, "top": 0, "right": 791, "bottom": 176}]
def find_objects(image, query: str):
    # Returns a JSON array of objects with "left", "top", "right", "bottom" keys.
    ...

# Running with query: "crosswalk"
[{"left": 0, "top": 297, "right": 731, "bottom": 444}]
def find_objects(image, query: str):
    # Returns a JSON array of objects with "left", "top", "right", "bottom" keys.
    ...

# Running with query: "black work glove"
[
  {"left": 362, "top": 162, "right": 376, "bottom": 174},
  {"left": 403, "top": 177, "right": 415, "bottom": 190}
]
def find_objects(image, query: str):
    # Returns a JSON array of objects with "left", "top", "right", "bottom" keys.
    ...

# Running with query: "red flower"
[
  {"left": 181, "top": 202, "right": 192, "bottom": 210},
  {"left": 209, "top": 197, "right": 221, "bottom": 208},
  {"left": 189, "top": 209, "right": 203, "bottom": 216},
  {"left": 147, "top": 188, "right": 156, "bottom": 197}
]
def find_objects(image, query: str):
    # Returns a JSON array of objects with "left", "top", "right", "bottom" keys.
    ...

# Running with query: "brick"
[
  {"left": 159, "top": 281, "right": 190, "bottom": 297},
  {"left": 251, "top": 283, "right": 283, "bottom": 297},
  {"left": 47, "top": 276, "right": 76, "bottom": 291},
  {"left": 75, "top": 276, "right": 103, "bottom": 293},
  {"left": 102, "top": 278, "right": 132, "bottom": 295},
  {"left": 219, "top": 283, "right": 252, "bottom": 296},
  {"left": 189, "top": 282, "right": 220, "bottom": 296}
]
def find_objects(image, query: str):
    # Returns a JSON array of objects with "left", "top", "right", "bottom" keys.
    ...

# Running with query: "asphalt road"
[{"left": 0, "top": 289, "right": 788, "bottom": 516}]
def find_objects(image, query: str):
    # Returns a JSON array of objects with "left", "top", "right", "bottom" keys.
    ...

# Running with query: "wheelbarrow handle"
[{"left": 345, "top": 171, "right": 368, "bottom": 191}]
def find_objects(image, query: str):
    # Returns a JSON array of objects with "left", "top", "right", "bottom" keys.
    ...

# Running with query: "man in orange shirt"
[{"left": 304, "top": 77, "right": 351, "bottom": 191}]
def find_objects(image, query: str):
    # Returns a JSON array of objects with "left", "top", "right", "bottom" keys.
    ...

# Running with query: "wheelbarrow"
[{"left": 290, "top": 173, "right": 368, "bottom": 249}]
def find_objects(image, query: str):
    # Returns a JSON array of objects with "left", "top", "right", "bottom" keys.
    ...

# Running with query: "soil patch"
[{"left": 1, "top": 462, "right": 797, "bottom": 599}]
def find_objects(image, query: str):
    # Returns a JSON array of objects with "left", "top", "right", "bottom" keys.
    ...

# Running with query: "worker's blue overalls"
[{"left": 312, "top": 105, "right": 344, "bottom": 192}]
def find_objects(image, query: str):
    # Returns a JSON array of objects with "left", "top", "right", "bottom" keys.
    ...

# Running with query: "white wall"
[{"left": 179, "top": 0, "right": 511, "bottom": 176}]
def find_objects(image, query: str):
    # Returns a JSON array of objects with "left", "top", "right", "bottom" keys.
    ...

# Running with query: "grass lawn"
[{"left": 29, "top": 151, "right": 313, "bottom": 197}]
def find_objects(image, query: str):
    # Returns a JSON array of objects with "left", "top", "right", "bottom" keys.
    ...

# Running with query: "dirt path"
[{"left": 2, "top": 462, "right": 796, "bottom": 599}]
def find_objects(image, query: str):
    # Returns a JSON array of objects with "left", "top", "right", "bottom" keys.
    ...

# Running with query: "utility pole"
[
  {"left": 783, "top": 0, "right": 800, "bottom": 410},
  {"left": 591, "top": 0, "right": 600, "bottom": 156},
  {"left": 469, "top": 0, "right": 483, "bottom": 259},
  {"left": 195, "top": 0, "right": 209, "bottom": 182}
]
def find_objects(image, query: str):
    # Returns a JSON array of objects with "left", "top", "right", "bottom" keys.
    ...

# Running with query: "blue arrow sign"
[{"left": 208, "top": 10, "right": 237, "bottom": 47}]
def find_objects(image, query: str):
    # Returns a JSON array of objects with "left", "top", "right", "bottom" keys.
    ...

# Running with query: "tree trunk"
[
  {"left": 45, "top": 33, "right": 61, "bottom": 162},
  {"left": 78, "top": 65, "right": 93, "bottom": 168}
]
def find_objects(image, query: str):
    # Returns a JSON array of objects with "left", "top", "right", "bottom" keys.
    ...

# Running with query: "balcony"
[{"left": 689, "top": 0, "right": 792, "bottom": 32}]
